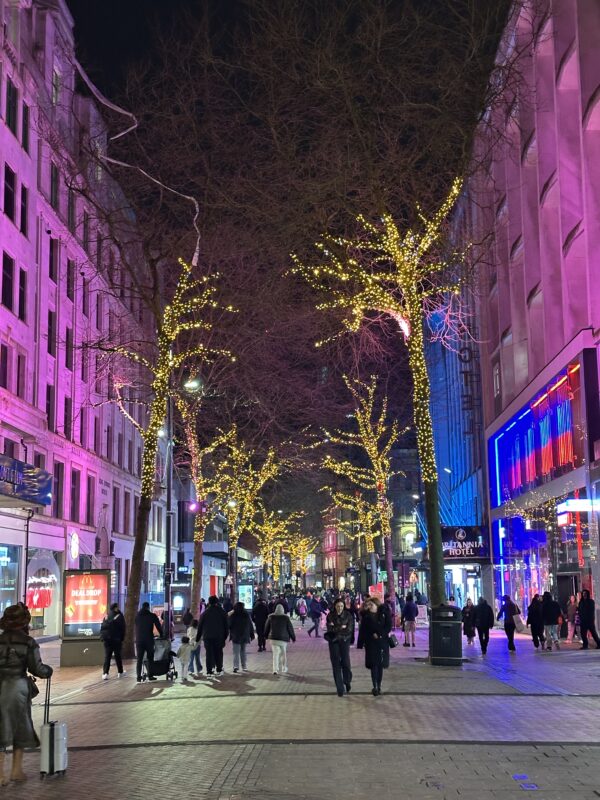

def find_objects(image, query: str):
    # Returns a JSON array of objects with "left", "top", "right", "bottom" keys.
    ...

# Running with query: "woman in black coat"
[
  {"left": 357, "top": 597, "right": 391, "bottom": 696},
  {"left": 461, "top": 598, "right": 476, "bottom": 645},
  {"left": 526, "top": 594, "right": 545, "bottom": 650},
  {"left": 326, "top": 598, "right": 355, "bottom": 697}
]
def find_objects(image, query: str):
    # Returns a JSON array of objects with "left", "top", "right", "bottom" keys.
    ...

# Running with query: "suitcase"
[{"left": 40, "top": 678, "right": 68, "bottom": 778}]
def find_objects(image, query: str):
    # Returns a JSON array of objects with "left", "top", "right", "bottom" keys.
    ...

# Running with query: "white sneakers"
[
  {"left": 102, "top": 674, "right": 109, "bottom": 681},
  {"left": 118, "top": 671, "right": 126, "bottom": 678}
]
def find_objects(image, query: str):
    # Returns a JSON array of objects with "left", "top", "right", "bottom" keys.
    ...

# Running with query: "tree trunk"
[
  {"left": 262, "top": 560, "right": 269, "bottom": 598},
  {"left": 123, "top": 491, "right": 152, "bottom": 658},
  {"left": 384, "top": 534, "right": 396, "bottom": 618},
  {"left": 406, "top": 309, "right": 446, "bottom": 608},
  {"left": 190, "top": 516, "right": 204, "bottom": 618},
  {"left": 370, "top": 550, "right": 378, "bottom": 585},
  {"left": 229, "top": 545, "right": 238, "bottom": 601}
]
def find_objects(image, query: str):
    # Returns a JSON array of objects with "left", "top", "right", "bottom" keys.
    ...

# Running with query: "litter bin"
[{"left": 429, "top": 604, "right": 463, "bottom": 666}]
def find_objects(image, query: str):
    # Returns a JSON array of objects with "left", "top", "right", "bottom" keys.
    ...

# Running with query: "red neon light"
[
  {"left": 568, "top": 364, "right": 581, "bottom": 374},
  {"left": 575, "top": 489, "right": 585, "bottom": 568},
  {"left": 549, "top": 375, "right": 568, "bottom": 393},
  {"left": 532, "top": 392, "right": 548, "bottom": 409}
]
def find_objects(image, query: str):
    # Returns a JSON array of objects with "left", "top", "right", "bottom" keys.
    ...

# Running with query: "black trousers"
[
  {"left": 308, "top": 617, "right": 321, "bottom": 636},
  {"left": 204, "top": 638, "right": 224, "bottom": 673},
  {"left": 103, "top": 640, "right": 124, "bottom": 674},
  {"left": 370, "top": 662, "right": 383, "bottom": 689},
  {"left": 256, "top": 626, "right": 266, "bottom": 650},
  {"left": 328, "top": 639, "right": 352, "bottom": 693},
  {"left": 504, "top": 625, "right": 516, "bottom": 650},
  {"left": 580, "top": 623, "right": 600, "bottom": 648},
  {"left": 476, "top": 627, "right": 490, "bottom": 654},
  {"left": 136, "top": 639, "right": 155, "bottom": 679},
  {"left": 530, "top": 626, "right": 545, "bottom": 648}
]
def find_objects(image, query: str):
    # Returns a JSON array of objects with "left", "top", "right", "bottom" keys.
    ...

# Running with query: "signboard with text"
[
  {"left": 0, "top": 454, "right": 52, "bottom": 507},
  {"left": 440, "top": 526, "right": 489, "bottom": 561},
  {"left": 368, "top": 581, "right": 385, "bottom": 601},
  {"left": 63, "top": 570, "right": 110, "bottom": 639},
  {"left": 238, "top": 582, "right": 254, "bottom": 610}
]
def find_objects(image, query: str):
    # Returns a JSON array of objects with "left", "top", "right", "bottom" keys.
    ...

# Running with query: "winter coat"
[
  {"left": 100, "top": 610, "right": 126, "bottom": 643},
  {"left": 497, "top": 600, "right": 520, "bottom": 628},
  {"left": 297, "top": 600, "right": 307, "bottom": 617},
  {"left": 186, "top": 625, "right": 199, "bottom": 644},
  {"left": 402, "top": 600, "right": 419, "bottom": 623},
  {"left": 176, "top": 642, "right": 194, "bottom": 663},
  {"left": 252, "top": 601, "right": 269, "bottom": 630},
  {"left": 229, "top": 611, "right": 255, "bottom": 644},
  {"left": 473, "top": 601, "right": 494, "bottom": 630},
  {"left": 542, "top": 599, "right": 562, "bottom": 625},
  {"left": 357, "top": 610, "right": 390, "bottom": 670},
  {"left": 526, "top": 600, "right": 544, "bottom": 634},
  {"left": 182, "top": 609, "right": 193, "bottom": 627},
  {"left": 264, "top": 612, "right": 296, "bottom": 643},
  {"left": 0, "top": 630, "right": 53, "bottom": 749},
  {"left": 462, "top": 604, "right": 476, "bottom": 637},
  {"left": 566, "top": 601, "right": 578, "bottom": 623},
  {"left": 134, "top": 608, "right": 162, "bottom": 642},
  {"left": 197, "top": 604, "right": 228, "bottom": 644},
  {"left": 325, "top": 608, "right": 355, "bottom": 643},
  {"left": 578, "top": 597, "right": 596, "bottom": 626},
  {"left": 309, "top": 598, "right": 323, "bottom": 620}
]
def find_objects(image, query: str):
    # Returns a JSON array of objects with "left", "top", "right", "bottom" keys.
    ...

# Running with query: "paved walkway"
[{"left": 6, "top": 624, "right": 600, "bottom": 799}]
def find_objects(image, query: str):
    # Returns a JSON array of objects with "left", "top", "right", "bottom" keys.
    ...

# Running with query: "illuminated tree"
[
  {"left": 319, "top": 375, "right": 404, "bottom": 609},
  {"left": 214, "top": 429, "right": 280, "bottom": 601},
  {"left": 330, "top": 489, "right": 380, "bottom": 580},
  {"left": 292, "top": 181, "right": 463, "bottom": 606},
  {"left": 111, "top": 258, "right": 234, "bottom": 655},
  {"left": 286, "top": 531, "right": 319, "bottom": 589},
  {"left": 252, "top": 506, "right": 304, "bottom": 596}
]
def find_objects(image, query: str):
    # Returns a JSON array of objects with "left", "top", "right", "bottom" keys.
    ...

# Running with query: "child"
[{"left": 176, "top": 636, "right": 194, "bottom": 682}]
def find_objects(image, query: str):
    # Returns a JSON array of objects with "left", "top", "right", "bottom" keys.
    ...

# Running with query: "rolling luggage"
[{"left": 40, "top": 677, "right": 68, "bottom": 778}]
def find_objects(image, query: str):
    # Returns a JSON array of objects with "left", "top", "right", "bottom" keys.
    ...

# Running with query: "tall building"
[
  {"left": 0, "top": 0, "right": 172, "bottom": 635},
  {"left": 469, "top": 0, "right": 600, "bottom": 611}
]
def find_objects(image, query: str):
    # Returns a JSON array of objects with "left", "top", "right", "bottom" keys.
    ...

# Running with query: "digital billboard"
[{"left": 63, "top": 570, "right": 110, "bottom": 639}]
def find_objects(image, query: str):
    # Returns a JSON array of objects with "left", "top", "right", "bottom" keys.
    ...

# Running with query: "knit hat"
[{"left": 0, "top": 603, "right": 31, "bottom": 631}]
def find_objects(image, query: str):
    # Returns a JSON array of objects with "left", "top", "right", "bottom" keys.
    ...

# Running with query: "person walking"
[
  {"left": 186, "top": 619, "right": 202, "bottom": 675},
  {"left": 252, "top": 595, "right": 270, "bottom": 651},
  {"left": 297, "top": 597, "right": 308, "bottom": 626},
  {"left": 325, "top": 598, "right": 355, "bottom": 697},
  {"left": 526, "top": 593, "right": 545, "bottom": 650},
  {"left": 542, "top": 591, "right": 562, "bottom": 651},
  {"left": 0, "top": 603, "right": 53, "bottom": 784},
  {"left": 176, "top": 637, "right": 194, "bottom": 681},
  {"left": 264, "top": 603, "right": 296, "bottom": 674},
  {"left": 357, "top": 597, "right": 391, "bottom": 696},
  {"left": 578, "top": 589, "right": 600, "bottom": 650},
  {"left": 401, "top": 592, "right": 419, "bottom": 647},
  {"left": 497, "top": 594, "right": 520, "bottom": 652},
  {"left": 135, "top": 601, "right": 163, "bottom": 682},
  {"left": 307, "top": 595, "right": 323, "bottom": 637},
  {"left": 473, "top": 596, "right": 494, "bottom": 655},
  {"left": 100, "top": 602, "right": 126, "bottom": 679},
  {"left": 182, "top": 607, "right": 193, "bottom": 627},
  {"left": 229, "top": 601, "right": 255, "bottom": 673},
  {"left": 566, "top": 595, "right": 579, "bottom": 643},
  {"left": 461, "top": 598, "right": 476, "bottom": 645},
  {"left": 196, "top": 595, "right": 228, "bottom": 675}
]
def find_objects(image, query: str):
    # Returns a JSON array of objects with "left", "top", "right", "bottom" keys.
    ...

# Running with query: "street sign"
[{"left": 225, "top": 575, "right": 234, "bottom": 586}]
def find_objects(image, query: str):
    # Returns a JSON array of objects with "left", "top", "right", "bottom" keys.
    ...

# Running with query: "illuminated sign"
[
  {"left": 440, "top": 526, "right": 489, "bottom": 560},
  {"left": 0, "top": 454, "right": 52, "bottom": 507},
  {"left": 63, "top": 570, "right": 110, "bottom": 639}
]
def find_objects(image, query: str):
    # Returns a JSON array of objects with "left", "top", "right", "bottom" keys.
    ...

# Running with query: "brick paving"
[{"left": 4, "top": 623, "right": 600, "bottom": 798}]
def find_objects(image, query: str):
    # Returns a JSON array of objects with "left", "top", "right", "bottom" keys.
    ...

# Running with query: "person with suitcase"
[
  {"left": 0, "top": 603, "right": 53, "bottom": 783},
  {"left": 135, "top": 602, "right": 163, "bottom": 683},
  {"left": 100, "top": 602, "right": 126, "bottom": 680}
]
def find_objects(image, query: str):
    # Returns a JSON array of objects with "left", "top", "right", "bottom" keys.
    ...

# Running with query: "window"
[
  {"left": 106, "top": 425, "right": 113, "bottom": 461},
  {"left": 80, "top": 407, "right": 87, "bottom": 447},
  {"left": 20, "top": 185, "right": 28, "bottom": 236},
  {"left": 21, "top": 103, "right": 29, "bottom": 153},
  {"left": 66, "top": 259, "right": 75, "bottom": 300},
  {"left": 34, "top": 452, "right": 45, "bottom": 470},
  {"left": 5, "top": 79, "right": 18, "bottom": 135},
  {"left": 93, "top": 416, "right": 100, "bottom": 455},
  {"left": 50, "top": 163, "right": 59, "bottom": 211},
  {"left": 2, "top": 253, "right": 14, "bottom": 312},
  {"left": 96, "top": 231, "right": 102, "bottom": 269},
  {"left": 493, "top": 361, "right": 501, "bottom": 399},
  {"left": 4, "top": 164, "right": 16, "bottom": 221},
  {"left": 47, "top": 310, "right": 56, "bottom": 356},
  {"left": 0, "top": 345, "right": 8, "bottom": 389},
  {"left": 51, "top": 69, "right": 60, "bottom": 107},
  {"left": 46, "top": 384, "right": 55, "bottom": 432},
  {"left": 123, "top": 490, "right": 131, "bottom": 535},
  {"left": 49, "top": 238, "right": 58, "bottom": 282},
  {"left": 65, "top": 327, "right": 73, "bottom": 370},
  {"left": 83, "top": 211, "right": 89, "bottom": 252},
  {"left": 133, "top": 496, "right": 139, "bottom": 532},
  {"left": 137, "top": 446, "right": 142, "bottom": 477},
  {"left": 82, "top": 278, "right": 89, "bottom": 317},
  {"left": 81, "top": 346, "right": 88, "bottom": 382},
  {"left": 127, "top": 439, "right": 133, "bottom": 473},
  {"left": 86, "top": 475, "right": 96, "bottom": 526},
  {"left": 70, "top": 468, "right": 81, "bottom": 522},
  {"left": 67, "top": 188, "right": 75, "bottom": 232},
  {"left": 3, "top": 438, "right": 16, "bottom": 458},
  {"left": 117, "top": 432, "right": 123, "bottom": 467},
  {"left": 64, "top": 396, "right": 72, "bottom": 440},
  {"left": 16, "top": 354, "right": 25, "bottom": 399},
  {"left": 112, "top": 486, "right": 120, "bottom": 532},
  {"left": 95, "top": 293, "right": 103, "bottom": 330},
  {"left": 52, "top": 460, "right": 64, "bottom": 518},
  {"left": 18, "top": 269, "right": 26, "bottom": 322}
]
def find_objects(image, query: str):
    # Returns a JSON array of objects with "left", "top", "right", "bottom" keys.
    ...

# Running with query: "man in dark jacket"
[
  {"left": 326, "top": 598, "right": 355, "bottom": 696},
  {"left": 497, "top": 595, "right": 519, "bottom": 652},
  {"left": 542, "top": 591, "right": 562, "bottom": 651},
  {"left": 135, "top": 602, "right": 162, "bottom": 682},
  {"left": 197, "top": 595, "right": 228, "bottom": 675},
  {"left": 307, "top": 596, "right": 323, "bottom": 637},
  {"left": 401, "top": 593, "right": 419, "bottom": 648},
  {"left": 578, "top": 589, "right": 600, "bottom": 650},
  {"left": 474, "top": 597, "right": 495, "bottom": 655},
  {"left": 252, "top": 596, "right": 270, "bottom": 652},
  {"left": 101, "top": 602, "right": 126, "bottom": 679}
]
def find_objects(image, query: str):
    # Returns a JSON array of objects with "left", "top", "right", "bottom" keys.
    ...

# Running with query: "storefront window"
[
  {"left": 26, "top": 549, "right": 62, "bottom": 637},
  {"left": 0, "top": 544, "right": 21, "bottom": 613}
]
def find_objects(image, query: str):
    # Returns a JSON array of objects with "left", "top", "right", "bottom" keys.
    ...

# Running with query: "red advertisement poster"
[{"left": 63, "top": 570, "right": 110, "bottom": 638}]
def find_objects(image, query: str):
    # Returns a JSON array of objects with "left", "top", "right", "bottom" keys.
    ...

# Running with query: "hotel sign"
[
  {"left": 441, "top": 526, "right": 489, "bottom": 561},
  {"left": 0, "top": 454, "right": 52, "bottom": 507}
]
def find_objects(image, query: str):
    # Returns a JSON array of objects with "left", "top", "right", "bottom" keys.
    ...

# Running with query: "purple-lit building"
[
  {"left": 471, "top": 0, "right": 600, "bottom": 612},
  {"left": 0, "top": 0, "right": 174, "bottom": 635}
]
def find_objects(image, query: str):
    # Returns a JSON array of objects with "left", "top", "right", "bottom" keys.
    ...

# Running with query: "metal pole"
[
  {"left": 23, "top": 508, "right": 35, "bottom": 605},
  {"left": 164, "top": 394, "right": 173, "bottom": 638}
]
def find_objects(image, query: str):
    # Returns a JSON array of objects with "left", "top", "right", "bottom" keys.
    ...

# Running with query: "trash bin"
[{"left": 429, "top": 604, "right": 463, "bottom": 666}]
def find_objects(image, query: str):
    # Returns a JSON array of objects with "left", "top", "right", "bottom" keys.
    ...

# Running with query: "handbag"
[
  {"left": 512, "top": 614, "right": 526, "bottom": 633},
  {"left": 323, "top": 630, "right": 336, "bottom": 643},
  {"left": 388, "top": 633, "right": 399, "bottom": 648},
  {"left": 27, "top": 674, "right": 40, "bottom": 698}
]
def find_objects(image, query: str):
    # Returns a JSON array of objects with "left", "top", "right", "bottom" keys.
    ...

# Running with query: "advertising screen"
[
  {"left": 63, "top": 570, "right": 110, "bottom": 639},
  {"left": 238, "top": 583, "right": 254, "bottom": 610}
]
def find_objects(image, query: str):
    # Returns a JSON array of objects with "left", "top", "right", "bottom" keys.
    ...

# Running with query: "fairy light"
[
  {"left": 330, "top": 490, "right": 380, "bottom": 554},
  {"left": 252, "top": 506, "right": 305, "bottom": 568}
]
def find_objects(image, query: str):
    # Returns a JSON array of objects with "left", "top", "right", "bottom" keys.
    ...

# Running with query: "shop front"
[{"left": 441, "top": 526, "right": 491, "bottom": 606}]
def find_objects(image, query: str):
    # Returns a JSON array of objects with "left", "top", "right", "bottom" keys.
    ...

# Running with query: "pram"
[{"left": 140, "top": 637, "right": 178, "bottom": 681}]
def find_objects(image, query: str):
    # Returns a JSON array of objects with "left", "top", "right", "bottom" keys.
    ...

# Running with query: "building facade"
[
  {"left": 0, "top": 0, "right": 173, "bottom": 635},
  {"left": 470, "top": 0, "right": 600, "bottom": 613}
]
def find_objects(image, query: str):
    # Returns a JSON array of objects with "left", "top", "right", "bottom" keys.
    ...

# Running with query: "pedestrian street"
[{"left": 9, "top": 622, "right": 600, "bottom": 800}]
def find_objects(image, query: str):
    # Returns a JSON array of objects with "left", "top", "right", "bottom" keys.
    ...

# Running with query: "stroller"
[{"left": 141, "top": 637, "right": 178, "bottom": 681}]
